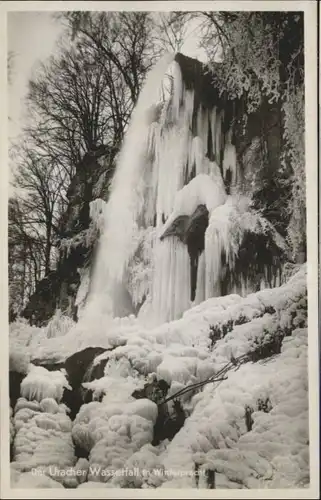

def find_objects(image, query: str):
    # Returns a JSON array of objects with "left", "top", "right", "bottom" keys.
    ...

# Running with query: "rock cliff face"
[{"left": 175, "top": 53, "right": 290, "bottom": 237}]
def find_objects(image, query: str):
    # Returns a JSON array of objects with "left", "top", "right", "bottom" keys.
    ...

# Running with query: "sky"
[
  {"left": 8, "top": 11, "right": 207, "bottom": 143},
  {"left": 8, "top": 12, "right": 64, "bottom": 142}
]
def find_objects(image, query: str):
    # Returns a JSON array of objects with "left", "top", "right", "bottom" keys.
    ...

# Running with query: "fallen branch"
[
  {"left": 161, "top": 353, "right": 250, "bottom": 405},
  {"left": 161, "top": 334, "right": 285, "bottom": 405}
]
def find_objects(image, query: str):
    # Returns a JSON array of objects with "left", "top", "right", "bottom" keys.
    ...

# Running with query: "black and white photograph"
[{"left": 1, "top": 1, "right": 319, "bottom": 497}]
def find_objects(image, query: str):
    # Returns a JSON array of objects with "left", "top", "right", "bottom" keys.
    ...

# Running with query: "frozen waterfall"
[{"left": 86, "top": 53, "right": 286, "bottom": 326}]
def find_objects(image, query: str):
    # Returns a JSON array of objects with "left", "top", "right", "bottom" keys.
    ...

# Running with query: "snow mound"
[
  {"left": 12, "top": 396, "right": 76, "bottom": 487},
  {"left": 21, "top": 365, "right": 71, "bottom": 403},
  {"left": 160, "top": 327, "right": 308, "bottom": 489},
  {"left": 11, "top": 469, "right": 64, "bottom": 489},
  {"left": 9, "top": 347, "right": 31, "bottom": 375},
  {"left": 9, "top": 319, "right": 47, "bottom": 368},
  {"left": 72, "top": 374, "right": 158, "bottom": 484}
]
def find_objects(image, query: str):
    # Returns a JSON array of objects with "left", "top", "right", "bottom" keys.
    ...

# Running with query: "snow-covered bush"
[
  {"left": 45, "top": 309, "right": 75, "bottom": 339},
  {"left": 126, "top": 226, "right": 156, "bottom": 308},
  {"left": 10, "top": 318, "right": 46, "bottom": 352}
]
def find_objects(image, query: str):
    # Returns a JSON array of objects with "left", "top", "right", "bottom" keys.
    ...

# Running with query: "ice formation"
[
  {"left": 46, "top": 310, "right": 75, "bottom": 339},
  {"left": 12, "top": 395, "right": 78, "bottom": 487},
  {"left": 75, "top": 53, "right": 288, "bottom": 326},
  {"left": 83, "top": 265, "right": 307, "bottom": 489},
  {"left": 72, "top": 375, "right": 158, "bottom": 484},
  {"left": 21, "top": 366, "right": 71, "bottom": 403},
  {"left": 160, "top": 327, "right": 308, "bottom": 489},
  {"left": 10, "top": 263, "right": 309, "bottom": 489}
]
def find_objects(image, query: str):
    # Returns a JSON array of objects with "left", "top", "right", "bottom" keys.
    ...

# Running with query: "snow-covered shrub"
[
  {"left": 10, "top": 318, "right": 46, "bottom": 352},
  {"left": 75, "top": 267, "right": 91, "bottom": 317},
  {"left": 282, "top": 85, "right": 306, "bottom": 261},
  {"left": 126, "top": 226, "right": 156, "bottom": 308},
  {"left": 58, "top": 199, "right": 107, "bottom": 262},
  {"left": 89, "top": 198, "right": 107, "bottom": 233},
  {"left": 45, "top": 309, "right": 75, "bottom": 339}
]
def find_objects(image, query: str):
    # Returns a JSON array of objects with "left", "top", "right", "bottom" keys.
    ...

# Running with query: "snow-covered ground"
[{"left": 9, "top": 264, "right": 309, "bottom": 490}]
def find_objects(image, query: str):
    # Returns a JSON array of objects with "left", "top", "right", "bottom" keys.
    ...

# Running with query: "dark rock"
[
  {"left": 22, "top": 271, "right": 61, "bottom": 326},
  {"left": 62, "top": 387, "right": 84, "bottom": 421},
  {"left": 205, "top": 469, "right": 216, "bottom": 489},
  {"left": 61, "top": 346, "right": 114, "bottom": 418},
  {"left": 152, "top": 399, "right": 186, "bottom": 446},
  {"left": 244, "top": 405, "right": 254, "bottom": 432},
  {"left": 64, "top": 346, "right": 109, "bottom": 390},
  {"left": 80, "top": 353, "right": 111, "bottom": 404},
  {"left": 185, "top": 205, "right": 209, "bottom": 301},
  {"left": 83, "top": 355, "right": 110, "bottom": 384},
  {"left": 174, "top": 53, "right": 221, "bottom": 117},
  {"left": 73, "top": 442, "right": 89, "bottom": 460},
  {"left": 54, "top": 148, "right": 115, "bottom": 318},
  {"left": 159, "top": 215, "right": 189, "bottom": 243},
  {"left": 132, "top": 378, "right": 170, "bottom": 404},
  {"left": 29, "top": 346, "right": 115, "bottom": 420},
  {"left": 9, "top": 371, "right": 25, "bottom": 410},
  {"left": 31, "top": 358, "right": 65, "bottom": 372}
]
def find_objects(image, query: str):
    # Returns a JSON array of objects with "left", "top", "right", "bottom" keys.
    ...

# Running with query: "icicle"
[
  {"left": 189, "top": 136, "right": 204, "bottom": 176},
  {"left": 151, "top": 238, "right": 191, "bottom": 324},
  {"left": 215, "top": 110, "right": 223, "bottom": 165},
  {"left": 194, "top": 252, "right": 206, "bottom": 305},
  {"left": 210, "top": 106, "right": 217, "bottom": 158},
  {"left": 143, "top": 121, "right": 162, "bottom": 226},
  {"left": 204, "top": 207, "right": 231, "bottom": 299},
  {"left": 184, "top": 89, "right": 195, "bottom": 129},
  {"left": 155, "top": 120, "right": 190, "bottom": 222},
  {"left": 196, "top": 106, "right": 209, "bottom": 155},
  {"left": 222, "top": 129, "right": 237, "bottom": 191},
  {"left": 204, "top": 197, "right": 248, "bottom": 299},
  {"left": 89, "top": 198, "right": 107, "bottom": 233},
  {"left": 170, "top": 61, "right": 183, "bottom": 122}
]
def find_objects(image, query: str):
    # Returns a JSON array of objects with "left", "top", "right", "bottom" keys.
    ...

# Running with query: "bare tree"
[
  {"left": 11, "top": 143, "right": 67, "bottom": 275},
  {"left": 9, "top": 11, "right": 167, "bottom": 322},
  {"left": 153, "top": 12, "right": 189, "bottom": 53}
]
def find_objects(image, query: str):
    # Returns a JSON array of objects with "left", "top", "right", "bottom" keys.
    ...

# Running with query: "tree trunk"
[{"left": 44, "top": 223, "right": 52, "bottom": 275}]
